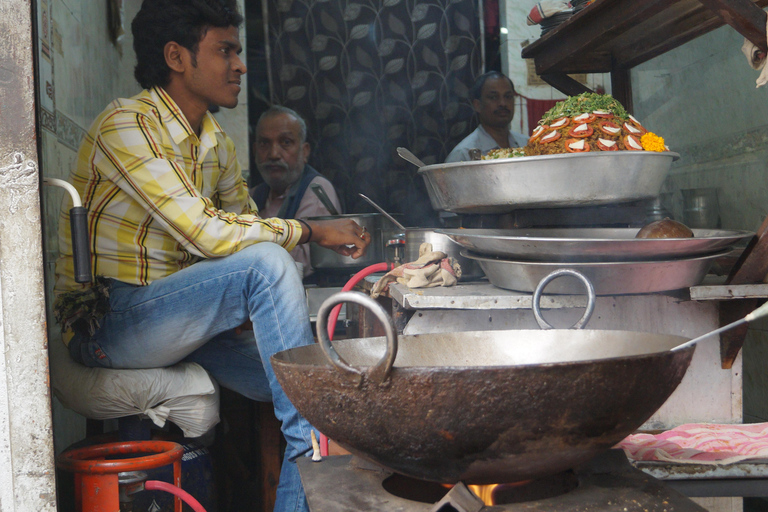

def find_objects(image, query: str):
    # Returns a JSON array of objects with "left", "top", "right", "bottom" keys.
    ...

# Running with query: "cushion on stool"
[{"left": 49, "top": 338, "right": 220, "bottom": 438}]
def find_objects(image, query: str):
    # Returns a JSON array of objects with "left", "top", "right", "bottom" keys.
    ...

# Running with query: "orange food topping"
[
  {"left": 624, "top": 134, "right": 643, "bottom": 150},
  {"left": 599, "top": 121, "right": 621, "bottom": 136},
  {"left": 548, "top": 117, "right": 570, "bottom": 129},
  {"left": 568, "top": 123, "right": 593, "bottom": 138},
  {"left": 565, "top": 138, "right": 590, "bottom": 152},
  {"left": 572, "top": 113, "right": 596, "bottom": 124},
  {"left": 623, "top": 122, "right": 646, "bottom": 136},
  {"left": 540, "top": 130, "right": 561, "bottom": 144},
  {"left": 529, "top": 125, "right": 548, "bottom": 143},
  {"left": 596, "top": 138, "right": 619, "bottom": 151}
]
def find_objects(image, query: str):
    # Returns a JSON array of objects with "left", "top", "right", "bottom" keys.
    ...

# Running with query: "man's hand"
[{"left": 302, "top": 218, "right": 371, "bottom": 259}]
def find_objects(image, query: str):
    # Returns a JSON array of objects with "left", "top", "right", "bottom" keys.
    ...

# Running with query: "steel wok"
[{"left": 271, "top": 281, "right": 694, "bottom": 484}]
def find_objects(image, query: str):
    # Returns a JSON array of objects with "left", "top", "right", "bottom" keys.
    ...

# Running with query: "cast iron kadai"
[{"left": 273, "top": 270, "right": 699, "bottom": 484}]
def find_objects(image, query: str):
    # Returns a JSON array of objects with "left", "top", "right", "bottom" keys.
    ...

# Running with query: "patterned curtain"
[{"left": 265, "top": 0, "right": 482, "bottom": 226}]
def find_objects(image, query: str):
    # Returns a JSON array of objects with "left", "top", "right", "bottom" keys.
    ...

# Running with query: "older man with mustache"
[
  {"left": 446, "top": 71, "right": 528, "bottom": 162},
  {"left": 251, "top": 105, "right": 343, "bottom": 278}
]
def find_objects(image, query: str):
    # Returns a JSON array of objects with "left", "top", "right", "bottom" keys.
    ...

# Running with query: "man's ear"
[
  {"left": 302, "top": 142, "right": 310, "bottom": 164},
  {"left": 164, "top": 41, "right": 186, "bottom": 73},
  {"left": 472, "top": 98, "right": 482, "bottom": 114}
]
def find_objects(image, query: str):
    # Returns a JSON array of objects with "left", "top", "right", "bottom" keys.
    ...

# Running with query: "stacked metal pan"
[
  {"left": 437, "top": 228, "right": 754, "bottom": 295},
  {"left": 418, "top": 151, "right": 680, "bottom": 214}
]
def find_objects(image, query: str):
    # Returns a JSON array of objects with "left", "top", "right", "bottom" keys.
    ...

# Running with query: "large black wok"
[{"left": 272, "top": 273, "right": 695, "bottom": 484}]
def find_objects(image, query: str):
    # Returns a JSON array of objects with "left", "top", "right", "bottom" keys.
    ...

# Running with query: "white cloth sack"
[
  {"left": 49, "top": 338, "right": 220, "bottom": 438},
  {"left": 741, "top": 18, "right": 768, "bottom": 88}
]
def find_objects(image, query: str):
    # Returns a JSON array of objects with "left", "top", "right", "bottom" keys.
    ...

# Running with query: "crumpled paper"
[
  {"left": 370, "top": 243, "right": 461, "bottom": 299},
  {"left": 741, "top": 18, "right": 768, "bottom": 88},
  {"left": 527, "top": 0, "right": 570, "bottom": 26}
]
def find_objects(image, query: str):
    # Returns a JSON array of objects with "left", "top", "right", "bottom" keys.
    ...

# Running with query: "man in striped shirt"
[{"left": 52, "top": 1, "right": 369, "bottom": 511}]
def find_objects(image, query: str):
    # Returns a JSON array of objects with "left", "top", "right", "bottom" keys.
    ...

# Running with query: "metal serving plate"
[
  {"left": 463, "top": 249, "right": 730, "bottom": 295},
  {"left": 419, "top": 151, "right": 679, "bottom": 214},
  {"left": 438, "top": 228, "right": 753, "bottom": 262}
]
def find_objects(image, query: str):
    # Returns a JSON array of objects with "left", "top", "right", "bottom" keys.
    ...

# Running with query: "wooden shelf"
[{"left": 521, "top": 0, "right": 768, "bottom": 107}]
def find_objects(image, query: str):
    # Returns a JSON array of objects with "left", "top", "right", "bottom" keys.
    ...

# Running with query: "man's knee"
[{"left": 238, "top": 243, "right": 298, "bottom": 278}]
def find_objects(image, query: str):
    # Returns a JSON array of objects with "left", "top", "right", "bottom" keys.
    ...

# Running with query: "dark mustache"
[{"left": 261, "top": 161, "right": 289, "bottom": 170}]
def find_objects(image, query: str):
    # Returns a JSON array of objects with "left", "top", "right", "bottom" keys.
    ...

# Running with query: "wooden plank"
[
  {"left": 718, "top": 214, "right": 768, "bottom": 368},
  {"left": 697, "top": 0, "right": 768, "bottom": 51},
  {"left": 610, "top": 67, "right": 633, "bottom": 112},
  {"left": 522, "top": 0, "right": 768, "bottom": 93},
  {"left": 258, "top": 401, "right": 282, "bottom": 512},
  {"left": 539, "top": 73, "right": 594, "bottom": 96},
  {"left": 726, "top": 214, "right": 768, "bottom": 285},
  {"left": 522, "top": 0, "right": 677, "bottom": 74},
  {"left": 613, "top": 7, "right": 727, "bottom": 68},
  {"left": 690, "top": 283, "right": 768, "bottom": 300}
]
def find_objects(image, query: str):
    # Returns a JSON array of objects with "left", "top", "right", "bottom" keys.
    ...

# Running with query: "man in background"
[
  {"left": 251, "top": 106, "right": 342, "bottom": 278},
  {"left": 446, "top": 71, "right": 528, "bottom": 162}
]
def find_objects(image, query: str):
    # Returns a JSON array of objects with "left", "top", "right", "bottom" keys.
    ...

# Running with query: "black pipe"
[{"left": 69, "top": 206, "right": 92, "bottom": 283}]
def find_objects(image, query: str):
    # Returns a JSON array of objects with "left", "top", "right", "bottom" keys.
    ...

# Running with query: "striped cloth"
[
  {"left": 55, "top": 86, "right": 302, "bottom": 298},
  {"left": 617, "top": 423, "right": 768, "bottom": 465}
]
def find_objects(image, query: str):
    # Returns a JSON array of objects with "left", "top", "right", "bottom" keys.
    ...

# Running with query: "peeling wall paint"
[{"left": 0, "top": 0, "right": 59, "bottom": 509}]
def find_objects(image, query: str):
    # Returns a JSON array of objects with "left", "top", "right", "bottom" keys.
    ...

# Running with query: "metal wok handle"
[
  {"left": 316, "top": 291, "right": 398, "bottom": 386},
  {"left": 532, "top": 269, "right": 596, "bottom": 330}
]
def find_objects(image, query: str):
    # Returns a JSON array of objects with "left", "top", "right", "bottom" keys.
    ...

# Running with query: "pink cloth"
[{"left": 617, "top": 423, "right": 768, "bottom": 465}]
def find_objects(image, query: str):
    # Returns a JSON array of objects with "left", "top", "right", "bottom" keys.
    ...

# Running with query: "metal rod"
[
  {"left": 672, "top": 300, "right": 768, "bottom": 351},
  {"left": 310, "top": 184, "right": 339, "bottom": 216},
  {"left": 358, "top": 193, "right": 407, "bottom": 231}
]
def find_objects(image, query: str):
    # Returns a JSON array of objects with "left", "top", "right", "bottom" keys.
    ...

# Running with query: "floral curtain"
[{"left": 266, "top": 0, "right": 482, "bottom": 225}]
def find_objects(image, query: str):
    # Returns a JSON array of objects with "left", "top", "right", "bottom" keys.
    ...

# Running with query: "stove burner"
[
  {"left": 298, "top": 450, "right": 707, "bottom": 511},
  {"left": 382, "top": 470, "right": 578, "bottom": 505}
]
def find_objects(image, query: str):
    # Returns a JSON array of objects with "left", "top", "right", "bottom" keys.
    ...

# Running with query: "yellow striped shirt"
[{"left": 54, "top": 86, "right": 302, "bottom": 296}]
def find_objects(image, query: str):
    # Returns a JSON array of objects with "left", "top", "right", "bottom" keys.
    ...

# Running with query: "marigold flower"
[{"left": 641, "top": 132, "right": 666, "bottom": 152}]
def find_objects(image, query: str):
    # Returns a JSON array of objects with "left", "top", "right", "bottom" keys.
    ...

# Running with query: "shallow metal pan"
[
  {"left": 438, "top": 228, "right": 753, "bottom": 262},
  {"left": 418, "top": 151, "right": 679, "bottom": 214},
  {"left": 463, "top": 249, "right": 729, "bottom": 295}
]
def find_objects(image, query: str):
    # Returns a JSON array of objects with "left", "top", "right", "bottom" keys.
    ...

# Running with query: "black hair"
[
  {"left": 470, "top": 71, "right": 516, "bottom": 101},
  {"left": 131, "top": 0, "right": 243, "bottom": 90}
]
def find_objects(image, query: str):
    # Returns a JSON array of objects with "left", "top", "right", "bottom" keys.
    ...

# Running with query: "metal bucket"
[
  {"left": 681, "top": 188, "right": 721, "bottom": 229},
  {"left": 308, "top": 213, "right": 384, "bottom": 271}
]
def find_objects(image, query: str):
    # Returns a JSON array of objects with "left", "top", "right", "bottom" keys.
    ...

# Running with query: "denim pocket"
[{"left": 69, "top": 332, "right": 113, "bottom": 368}]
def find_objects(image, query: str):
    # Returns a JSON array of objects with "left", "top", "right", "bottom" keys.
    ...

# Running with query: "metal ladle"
[
  {"left": 358, "top": 193, "right": 407, "bottom": 231},
  {"left": 396, "top": 147, "right": 427, "bottom": 168}
]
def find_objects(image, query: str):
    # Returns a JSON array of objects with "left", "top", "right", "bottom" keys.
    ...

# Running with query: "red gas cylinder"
[{"left": 56, "top": 440, "right": 184, "bottom": 512}]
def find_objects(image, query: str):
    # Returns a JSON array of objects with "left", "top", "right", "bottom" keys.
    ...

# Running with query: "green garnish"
[
  {"left": 539, "top": 93, "right": 630, "bottom": 125},
  {"left": 482, "top": 148, "right": 526, "bottom": 159}
]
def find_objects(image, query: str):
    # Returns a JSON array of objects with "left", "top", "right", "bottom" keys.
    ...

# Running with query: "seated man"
[
  {"left": 52, "top": 1, "right": 369, "bottom": 511},
  {"left": 251, "top": 106, "right": 343, "bottom": 278},
  {"left": 445, "top": 71, "right": 528, "bottom": 162}
]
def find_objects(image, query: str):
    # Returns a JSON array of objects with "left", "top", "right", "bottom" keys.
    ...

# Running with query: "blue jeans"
[{"left": 69, "top": 243, "right": 314, "bottom": 512}]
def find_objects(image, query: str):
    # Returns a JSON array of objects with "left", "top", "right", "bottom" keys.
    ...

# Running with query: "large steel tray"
[
  {"left": 419, "top": 151, "right": 679, "bottom": 214},
  {"left": 463, "top": 249, "right": 729, "bottom": 295},
  {"left": 438, "top": 228, "right": 753, "bottom": 262}
]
